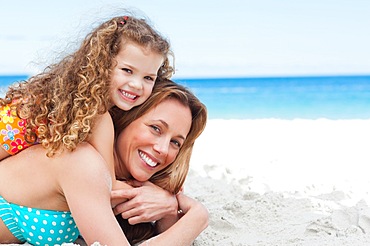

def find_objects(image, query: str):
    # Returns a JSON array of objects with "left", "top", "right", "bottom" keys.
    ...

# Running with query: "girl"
[{"left": 0, "top": 14, "right": 173, "bottom": 191}]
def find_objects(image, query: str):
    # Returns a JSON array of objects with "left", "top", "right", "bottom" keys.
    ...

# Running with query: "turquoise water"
[
  {"left": 1, "top": 75, "right": 370, "bottom": 119},
  {"left": 175, "top": 76, "right": 370, "bottom": 119},
  {"left": 0, "top": 75, "right": 28, "bottom": 86}
]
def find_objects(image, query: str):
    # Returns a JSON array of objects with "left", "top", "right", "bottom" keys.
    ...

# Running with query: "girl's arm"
[
  {"left": 89, "top": 112, "right": 178, "bottom": 221},
  {"left": 88, "top": 112, "right": 116, "bottom": 179},
  {"left": 58, "top": 143, "right": 130, "bottom": 246},
  {"left": 87, "top": 112, "right": 135, "bottom": 207},
  {"left": 142, "top": 192, "right": 209, "bottom": 245}
]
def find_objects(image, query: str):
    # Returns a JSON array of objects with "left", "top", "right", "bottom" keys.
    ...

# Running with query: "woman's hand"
[
  {"left": 155, "top": 191, "right": 209, "bottom": 233},
  {"left": 139, "top": 192, "right": 209, "bottom": 245},
  {"left": 176, "top": 192, "right": 208, "bottom": 217},
  {"left": 112, "top": 180, "right": 178, "bottom": 225}
]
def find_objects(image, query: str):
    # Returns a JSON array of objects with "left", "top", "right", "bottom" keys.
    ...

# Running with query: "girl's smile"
[{"left": 110, "top": 41, "right": 164, "bottom": 110}]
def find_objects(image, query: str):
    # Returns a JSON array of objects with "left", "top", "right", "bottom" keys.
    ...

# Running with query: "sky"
[{"left": 1, "top": 0, "right": 370, "bottom": 78}]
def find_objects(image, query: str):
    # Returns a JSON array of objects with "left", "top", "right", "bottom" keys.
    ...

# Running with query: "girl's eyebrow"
[
  {"left": 121, "top": 62, "right": 157, "bottom": 77},
  {"left": 156, "top": 119, "right": 186, "bottom": 140}
]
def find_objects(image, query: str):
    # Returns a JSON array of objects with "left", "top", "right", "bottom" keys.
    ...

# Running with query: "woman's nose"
[{"left": 153, "top": 138, "right": 169, "bottom": 156}]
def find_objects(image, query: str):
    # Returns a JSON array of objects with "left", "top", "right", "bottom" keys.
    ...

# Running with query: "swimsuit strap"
[
  {"left": 0, "top": 196, "right": 26, "bottom": 242},
  {"left": 0, "top": 195, "right": 79, "bottom": 245}
]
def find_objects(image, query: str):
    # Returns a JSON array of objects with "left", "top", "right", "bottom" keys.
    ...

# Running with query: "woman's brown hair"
[
  {"left": 111, "top": 78, "right": 207, "bottom": 194},
  {"left": 111, "top": 78, "right": 207, "bottom": 244}
]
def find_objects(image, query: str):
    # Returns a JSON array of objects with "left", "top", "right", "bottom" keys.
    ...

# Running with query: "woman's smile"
[
  {"left": 115, "top": 98, "right": 192, "bottom": 181},
  {"left": 138, "top": 150, "right": 159, "bottom": 168}
]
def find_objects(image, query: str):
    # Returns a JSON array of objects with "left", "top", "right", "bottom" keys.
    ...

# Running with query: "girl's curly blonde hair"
[{"left": 0, "top": 15, "right": 173, "bottom": 157}]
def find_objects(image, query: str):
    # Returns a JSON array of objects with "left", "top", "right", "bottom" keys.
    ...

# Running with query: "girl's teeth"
[{"left": 122, "top": 91, "right": 136, "bottom": 99}]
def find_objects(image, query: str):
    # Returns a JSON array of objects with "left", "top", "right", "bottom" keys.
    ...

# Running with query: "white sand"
[
  {"left": 4, "top": 119, "right": 370, "bottom": 245},
  {"left": 187, "top": 119, "right": 370, "bottom": 245}
]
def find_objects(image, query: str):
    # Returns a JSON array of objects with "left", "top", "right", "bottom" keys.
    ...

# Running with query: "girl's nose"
[{"left": 128, "top": 77, "right": 143, "bottom": 90}]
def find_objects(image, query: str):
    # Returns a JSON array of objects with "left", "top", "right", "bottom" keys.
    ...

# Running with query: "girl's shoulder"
[
  {"left": 56, "top": 143, "right": 112, "bottom": 191},
  {"left": 87, "top": 111, "right": 115, "bottom": 177},
  {"left": 88, "top": 112, "right": 114, "bottom": 153}
]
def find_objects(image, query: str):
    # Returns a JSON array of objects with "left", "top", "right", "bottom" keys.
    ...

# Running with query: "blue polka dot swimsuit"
[{"left": 0, "top": 195, "right": 80, "bottom": 245}]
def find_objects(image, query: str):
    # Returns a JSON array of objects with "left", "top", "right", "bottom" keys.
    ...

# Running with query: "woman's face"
[{"left": 115, "top": 98, "right": 192, "bottom": 181}]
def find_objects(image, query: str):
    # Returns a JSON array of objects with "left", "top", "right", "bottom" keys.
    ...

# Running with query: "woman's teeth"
[{"left": 139, "top": 151, "right": 158, "bottom": 167}]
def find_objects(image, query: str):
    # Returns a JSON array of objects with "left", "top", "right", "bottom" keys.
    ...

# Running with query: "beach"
[
  {"left": 188, "top": 119, "right": 370, "bottom": 245},
  {"left": 3, "top": 118, "right": 370, "bottom": 245},
  {"left": 1, "top": 0, "right": 370, "bottom": 244}
]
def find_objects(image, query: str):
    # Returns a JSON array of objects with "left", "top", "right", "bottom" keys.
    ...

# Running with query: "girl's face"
[
  {"left": 110, "top": 42, "right": 164, "bottom": 110},
  {"left": 115, "top": 99, "right": 192, "bottom": 182}
]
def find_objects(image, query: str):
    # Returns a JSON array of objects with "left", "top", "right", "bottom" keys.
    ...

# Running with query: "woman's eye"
[
  {"left": 171, "top": 140, "right": 181, "bottom": 148},
  {"left": 150, "top": 125, "right": 160, "bottom": 133}
]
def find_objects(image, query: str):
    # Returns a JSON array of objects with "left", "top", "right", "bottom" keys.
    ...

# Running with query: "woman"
[
  {"left": 0, "top": 79, "right": 208, "bottom": 245},
  {"left": 110, "top": 79, "right": 208, "bottom": 244}
]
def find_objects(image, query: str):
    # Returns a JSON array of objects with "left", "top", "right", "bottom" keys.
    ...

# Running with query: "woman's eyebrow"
[
  {"left": 157, "top": 119, "right": 186, "bottom": 140},
  {"left": 157, "top": 119, "right": 169, "bottom": 128}
]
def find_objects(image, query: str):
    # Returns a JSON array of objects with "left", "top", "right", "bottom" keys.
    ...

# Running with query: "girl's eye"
[
  {"left": 144, "top": 76, "right": 155, "bottom": 82},
  {"left": 122, "top": 68, "right": 132, "bottom": 74}
]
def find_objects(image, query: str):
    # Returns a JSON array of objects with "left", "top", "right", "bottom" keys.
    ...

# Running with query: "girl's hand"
[
  {"left": 113, "top": 180, "right": 178, "bottom": 224},
  {"left": 111, "top": 180, "right": 133, "bottom": 208}
]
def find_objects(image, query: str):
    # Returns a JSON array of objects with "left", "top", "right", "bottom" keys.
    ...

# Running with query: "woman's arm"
[
  {"left": 112, "top": 180, "right": 178, "bottom": 224},
  {"left": 141, "top": 192, "right": 209, "bottom": 245}
]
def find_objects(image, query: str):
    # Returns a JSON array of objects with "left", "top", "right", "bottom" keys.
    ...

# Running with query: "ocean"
[
  {"left": 176, "top": 76, "right": 370, "bottom": 120},
  {"left": 1, "top": 75, "right": 369, "bottom": 120}
]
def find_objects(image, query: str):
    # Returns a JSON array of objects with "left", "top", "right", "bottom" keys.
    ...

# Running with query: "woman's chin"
[{"left": 132, "top": 173, "right": 151, "bottom": 182}]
